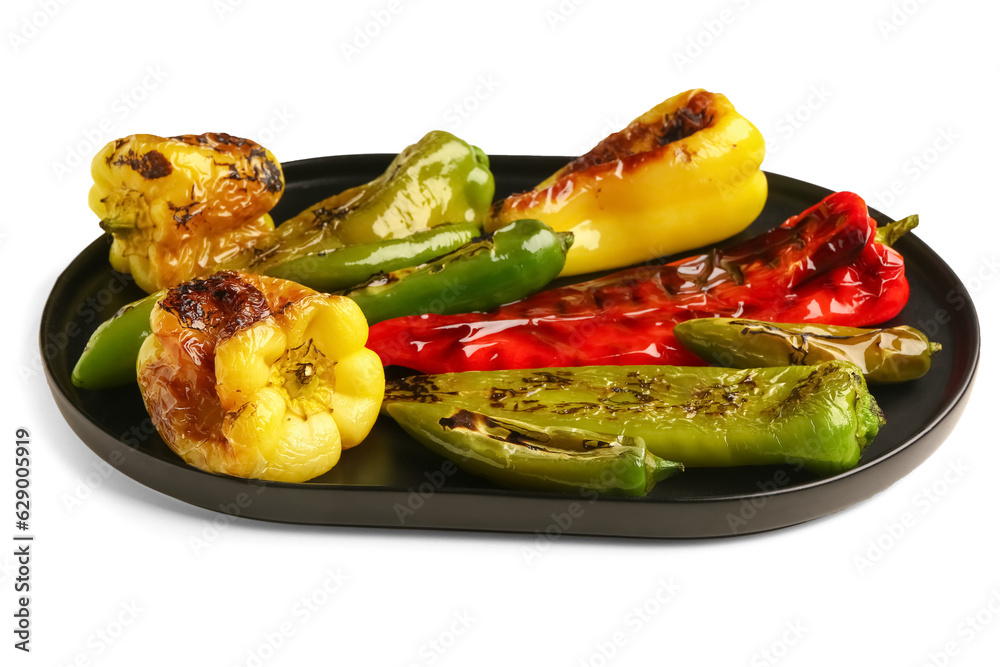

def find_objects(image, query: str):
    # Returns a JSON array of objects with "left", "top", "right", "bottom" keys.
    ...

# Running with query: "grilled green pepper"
[
  {"left": 70, "top": 290, "right": 162, "bottom": 390},
  {"left": 71, "top": 220, "right": 571, "bottom": 389},
  {"left": 346, "top": 219, "right": 573, "bottom": 325},
  {"left": 674, "top": 318, "right": 940, "bottom": 383},
  {"left": 261, "top": 222, "right": 478, "bottom": 292},
  {"left": 387, "top": 404, "right": 683, "bottom": 496},
  {"left": 383, "top": 361, "right": 884, "bottom": 477},
  {"left": 253, "top": 130, "right": 495, "bottom": 268}
]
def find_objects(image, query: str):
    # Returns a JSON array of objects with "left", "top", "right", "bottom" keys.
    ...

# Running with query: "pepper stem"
[
  {"left": 875, "top": 214, "right": 919, "bottom": 247},
  {"left": 99, "top": 217, "right": 136, "bottom": 235}
]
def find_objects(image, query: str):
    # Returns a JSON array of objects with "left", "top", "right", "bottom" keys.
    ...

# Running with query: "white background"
[{"left": 3, "top": 0, "right": 998, "bottom": 665}]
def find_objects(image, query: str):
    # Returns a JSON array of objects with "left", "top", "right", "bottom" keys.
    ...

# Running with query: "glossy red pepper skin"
[{"left": 367, "top": 192, "right": 910, "bottom": 374}]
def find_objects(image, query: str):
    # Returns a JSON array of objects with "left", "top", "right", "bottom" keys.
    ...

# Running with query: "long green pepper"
[
  {"left": 674, "top": 318, "right": 940, "bottom": 383},
  {"left": 382, "top": 361, "right": 885, "bottom": 492},
  {"left": 346, "top": 219, "right": 572, "bottom": 325}
]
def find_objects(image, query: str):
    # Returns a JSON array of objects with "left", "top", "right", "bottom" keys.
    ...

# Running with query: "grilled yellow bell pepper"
[
  {"left": 136, "top": 271, "right": 384, "bottom": 482},
  {"left": 89, "top": 133, "right": 284, "bottom": 293},
  {"left": 488, "top": 89, "right": 768, "bottom": 276}
]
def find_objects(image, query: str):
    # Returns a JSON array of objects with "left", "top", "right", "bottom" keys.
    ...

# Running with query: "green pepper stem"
[
  {"left": 99, "top": 217, "right": 136, "bottom": 235},
  {"left": 874, "top": 215, "right": 919, "bottom": 247}
]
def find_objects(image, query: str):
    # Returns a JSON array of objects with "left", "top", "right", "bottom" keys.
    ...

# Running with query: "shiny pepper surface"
[
  {"left": 488, "top": 89, "right": 767, "bottom": 276},
  {"left": 90, "top": 133, "right": 284, "bottom": 293},
  {"left": 255, "top": 130, "right": 495, "bottom": 269},
  {"left": 674, "top": 318, "right": 939, "bottom": 383},
  {"left": 137, "top": 272, "right": 384, "bottom": 482},
  {"left": 368, "top": 192, "right": 910, "bottom": 373}
]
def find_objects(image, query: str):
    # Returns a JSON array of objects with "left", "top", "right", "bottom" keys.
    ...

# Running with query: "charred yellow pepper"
[
  {"left": 488, "top": 89, "right": 768, "bottom": 276},
  {"left": 90, "top": 133, "right": 284, "bottom": 293},
  {"left": 136, "top": 271, "right": 384, "bottom": 482}
]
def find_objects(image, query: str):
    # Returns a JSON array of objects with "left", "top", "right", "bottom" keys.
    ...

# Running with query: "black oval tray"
[{"left": 40, "top": 155, "right": 980, "bottom": 538}]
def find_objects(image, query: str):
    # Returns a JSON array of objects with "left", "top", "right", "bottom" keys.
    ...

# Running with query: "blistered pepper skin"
[
  {"left": 383, "top": 361, "right": 884, "bottom": 476},
  {"left": 256, "top": 131, "right": 495, "bottom": 269},
  {"left": 488, "top": 90, "right": 767, "bottom": 276},
  {"left": 674, "top": 318, "right": 940, "bottom": 383},
  {"left": 136, "top": 272, "right": 384, "bottom": 483},
  {"left": 368, "top": 192, "right": 910, "bottom": 374},
  {"left": 386, "top": 403, "right": 682, "bottom": 496},
  {"left": 90, "top": 133, "right": 284, "bottom": 293}
]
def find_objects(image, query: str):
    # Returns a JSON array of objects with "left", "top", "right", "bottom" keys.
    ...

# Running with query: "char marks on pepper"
[
  {"left": 558, "top": 91, "right": 714, "bottom": 177},
  {"left": 113, "top": 149, "right": 174, "bottom": 179},
  {"left": 159, "top": 272, "right": 272, "bottom": 340}
]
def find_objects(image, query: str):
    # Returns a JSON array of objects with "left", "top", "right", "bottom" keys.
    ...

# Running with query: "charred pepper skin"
[
  {"left": 386, "top": 403, "right": 683, "bottom": 496},
  {"left": 674, "top": 318, "right": 940, "bottom": 383},
  {"left": 488, "top": 89, "right": 767, "bottom": 276},
  {"left": 383, "top": 361, "right": 884, "bottom": 477},
  {"left": 346, "top": 219, "right": 573, "bottom": 325},
  {"left": 90, "top": 133, "right": 284, "bottom": 293},
  {"left": 136, "top": 272, "right": 384, "bottom": 483},
  {"left": 368, "top": 192, "right": 911, "bottom": 374},
  {"left": 255, "top": 130, "right": 495, "bottom": 269}
]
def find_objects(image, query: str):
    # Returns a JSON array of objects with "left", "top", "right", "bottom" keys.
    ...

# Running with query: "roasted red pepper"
[{"left": 367, "top": 192, "right": 911, "bottom": 374}]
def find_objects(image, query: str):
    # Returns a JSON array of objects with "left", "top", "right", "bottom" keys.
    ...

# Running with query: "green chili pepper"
[
  {"left": 386, "top": 403, "right": 683, "bottom": 496},
  {"left": 70, "top": 290, "right": 162, "bottom": 390},
  {"left": 261, "top": 222, "right": 478, "bottom": 292},
  {"left": 345, "top": 219, "right": 573, "bottom": 325},
  {"left": 673, "top": 318, "right": 940, "bottom": 383},
  {"left": 254, "top": 130, "right": 495, "bottom": 268},
  {"left": 383, "top": 361, "right": 884, "bottom": 478}
]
